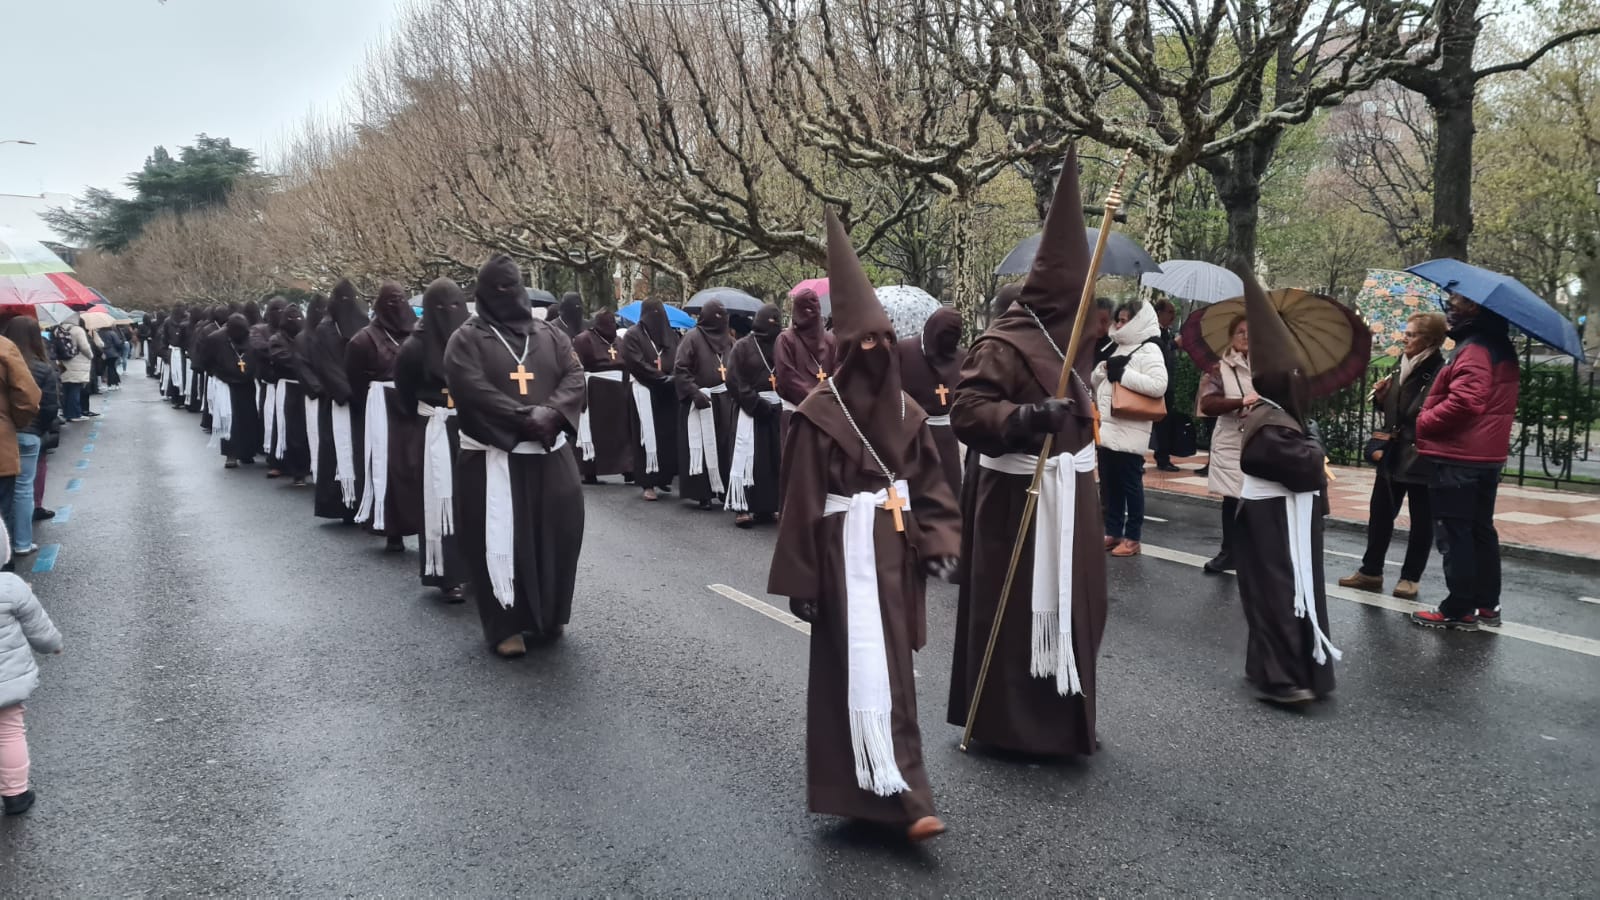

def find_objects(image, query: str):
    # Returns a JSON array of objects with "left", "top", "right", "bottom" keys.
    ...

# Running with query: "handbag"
[
  {"left": 1112, "top": 382, "right": 1167, "bottom": 422},
  {"left": 1364, "top": 430, "right": 1392, "bottom": 464}
]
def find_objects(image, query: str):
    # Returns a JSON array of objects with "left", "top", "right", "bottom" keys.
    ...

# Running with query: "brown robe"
[
  {"left": 947, "top": 332, "right": 1106, "bottom": 757},
  {"left": 307, "top": 319, "right": 360, "bottom": 520},
  {"left": 773, "top": 328, "right": 835, "bottom": 409},
  {"left": 673, "top": 326, "right": 737, "bottom": 503},
  {"left": 444, "top": 317, "right": 585, "bottom": 645},
  {"left": 726, "top": 333, "right": 783, "bottom": 517},
  {"left": 620, "top": 323, "right": 679, "bottom": 490},
  {"left": 573, "top": 329, "right": 636, "bottom": 479},
  {"left": 347, "top": 326, "right": 424, "bottom": 538},
  {"left": 767, "top": 392, "right": 961, "bottom": 825},
  {"left": 1236, "top": 418, "right": 1337, "bottom": 698},
  {"left": 267, "top": 332, "right": 312, "bottom": 479},
  {"left": 897, "top": 334, "right": 963, "bottom": 500},
  {"left": 394, "top": 336, "right": 466, "bottom": 592}
]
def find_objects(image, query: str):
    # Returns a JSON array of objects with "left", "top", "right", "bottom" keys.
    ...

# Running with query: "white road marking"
[
  {"left": 1139, "top": 543, "right": 1600, "bottom": 659},
  {"left": 1144, "top": 515, "right": 1169, "bottom": 523},
  {"left": 1580, "top": 597, "right": 1600, "bottom": 606},
  {"left": 707, "top": 584, "right": 811, "bottom": 636}
]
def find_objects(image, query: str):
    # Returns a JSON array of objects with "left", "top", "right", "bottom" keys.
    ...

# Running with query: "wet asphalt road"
[{"left": 1, "top": 380, "right": 1596, "bottom": 896}]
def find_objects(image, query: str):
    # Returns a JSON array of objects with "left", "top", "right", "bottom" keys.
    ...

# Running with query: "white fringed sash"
[
  {"left": 305, "top": 396, "right": 321, "bottom": 482},
  {"left": 822, "top": 481, "right": 912, "bottom": 797},
  {"left": 260, "top": 381, "right": 279, "bottom": 457},
  {"left": 632, "top": 381, "right": 659, "bottom": 473},
  {"left": 979, "top": 443, "right": 1098, "bottom": 696},
  {"left": 579, "top": 370, "right": 625, "bottom": 461},
  {"left": 331, "top": 401, "right": 357, "bottom": 506},
  {"left": 925, "top": 414, "right": 951, "bottom": 427},
  {"left": 461, "top": 431, "right": 568, "bottom": 609},
  {"left": 207, "top": 376, "right": 233, "bottom": 450},
  {"left": 273, "top": 381, "right": 294, "bottom": 459},
  {"left": 356, "top": 380, "right": 395, "bottom": 529},
  {"left": 725, "top": 390, "right": 779, "bottom": 512},
  {"left": 418, "top": 400, "right": 457, "bottom": 576},
  {"left": 687, "top": 382, "right": 727, "bottom": 495},
  {"left": 1240, "top": 475, "right": 1342, "bottom": 665},
  {"left": 168, "top": 348, "right": 187, "bottom": 400}
]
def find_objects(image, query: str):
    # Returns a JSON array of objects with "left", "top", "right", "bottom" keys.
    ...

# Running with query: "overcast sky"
[{"left": 1, "top": 0, "right": 405, "bottom": 199}]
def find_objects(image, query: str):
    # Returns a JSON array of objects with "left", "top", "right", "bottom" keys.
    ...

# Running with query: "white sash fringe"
[
  {"left": 273, "top": 381, "right": 293, "bottom": 460},
  {"left": 1241, "top": 475, "right": 1342, "bottom": 665},
  {"left": 925, "top": 414, "right": 951, "bottom": 426},
  {"left": 979, "top": 444, "right": 1098, "bottom": 696},
  {"left": 260, "top": 381, "right": 279, "bottom": 457},
  {"left": 725, "top": 390, "right": 779, "bottom": 512},
  {"left": 822, "top": 481, "right": 912, "bottom": 797},
  {"left": 579, "top": 371, "right": 625, "bottom": 462},
  {"left": 461, "top": 431, "right": 568, "bottom": 609},
  {"left": 207, "top": 376, "right": 233, "bottom": 450},
  {"left": 419, "top": 400, "right": 457, "bottom": 576},
  {"left": 305, "top": 396, "right": 321, "bottom": 482},
  {"left": 687, "top": 383, "right": 727, "bottom": 495},
  {"left": 356, "top": 380, "right": 395, "bottom": 529},
  {"left": 631, "top": 381, "right": 659, "bottom": 473},
  {"left": 169, "top": 348, "right": 187, "bottom": 400},
  {"left": 331, "top": 401, "right": 357, "bottom": 506}
]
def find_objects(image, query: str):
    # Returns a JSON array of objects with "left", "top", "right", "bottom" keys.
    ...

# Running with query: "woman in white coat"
[{"left": 1093, "top": 300, "right": 1169, "bottom": 557}]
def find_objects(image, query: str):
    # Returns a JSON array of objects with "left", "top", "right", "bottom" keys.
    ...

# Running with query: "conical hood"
[
  {"left": 1019, "top": 145, "right": 1091, "bottom": 324},
  {"left": 1236, "top": 263, "right": 1310, "bottom": 422},
  {"left": 824, "top": 209, "right": 892, "bottom": 343}
]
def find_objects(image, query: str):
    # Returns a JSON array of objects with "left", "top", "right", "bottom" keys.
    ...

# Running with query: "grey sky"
[{"left": 1, "top": 0, "right": 404, "bottom": 198}]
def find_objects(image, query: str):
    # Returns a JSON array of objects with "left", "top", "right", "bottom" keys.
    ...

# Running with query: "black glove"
[
  {"left": 1105, "top": 355, "right": 1129, "bottom": 383},
  {"left": 789, "top": 597, "right": 818, "bottom": 623},
  {"left": 1015, "top": 398, "right": 1075, "bottom": 435},
  {"left": 524, "top": 406, "right": 566, "bottom": 446},
  {"left": 692, "top": 392, "right": 712, "bottom": 410}
]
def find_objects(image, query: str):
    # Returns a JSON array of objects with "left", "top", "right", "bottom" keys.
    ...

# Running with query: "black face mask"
[
  {"left": 753, "top": 305, "right": 782, "bottom": 339},
  {"left": 225, "top": 315, "right": 250, "bottom": 343},
  {"left": 593, "top": 312, "right": 619, "bottom": 343},
  {"left": 698, "top": 301, "right": 728, "bottom": 334},
  {"left": 280, "top": 309, "right": 304, "bottom": 337}
]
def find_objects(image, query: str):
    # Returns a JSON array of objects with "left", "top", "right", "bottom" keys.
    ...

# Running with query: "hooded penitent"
[
  {"left": 211, "top": 306, "right": 229, "bottom": 327},
  {"left": 264, "top": 296, "right": 289, "bottom": 331},
  {"left": 326, "top": 279, "right": 369, "bottom": 338},
  {"left": 591, "top": 310, "right": 619, "bottom": 344},
  {"left": 241, "top": 300, "right": 262, "bottom": 327},
  {"left": 474, "top": 255, "right": 533, "bottom": 334},
  {"left": 695, "top": 299, "right": 733, "bottom": 354},
  {"left": 791, "top": 288, "right": 828, "bottom": 356},
  {"left": 640, "top": 298, "right": 670, "bottom": 344},
  {"left": 753, "top": 304, "right": 781, "bottom": 344},
  {"left": 279, "top": 303, "right": 304, "bottom": 338},
  {"left": 922, "top": 307, "right": 962, "bottom": 367},
  {"left": 418, "top": 277, "right": 469, "bottom": 382},
  {"left": 557, "top": 292, "right": 584, "bottom": 336},
  {"left": 1237, "top": 263, "right": 1310, "bottom": 432},
  {"left": 304, "top": 295, "right": 327, "bottom": 333},
  {"left": 373, "top": 281, "right": 418, "bottom": 338}
]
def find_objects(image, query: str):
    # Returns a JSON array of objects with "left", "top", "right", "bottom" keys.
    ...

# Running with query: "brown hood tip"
[
  {"left": 824, "top": 209, "right": 892, "bottom": 343},
  {"left": 1019, "top": 144, "right": 1090, "bottom": 315}
]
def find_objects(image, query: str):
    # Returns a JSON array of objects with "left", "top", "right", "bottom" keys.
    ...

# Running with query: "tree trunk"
[
  {"left": 1428, "top": 90, "right": 1476, "bottom": 261},
  {"left": 943, "top": 195, "right": 984, "bottom": 340},
  {"left": 1142, "top": 161, "right": 1181, "bottom": 264},
  {"left": 1204, "top": 134, "right": 1281, "bottom": 273}
]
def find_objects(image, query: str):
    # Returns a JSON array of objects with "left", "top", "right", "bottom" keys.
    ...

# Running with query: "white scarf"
[
  {"left": 207, "top": 376, "right": 233, "bottom": 450},
  {"left": 305, "top": 396, "right": 321, "bottom": 482},
  {"left": 273, "top": 381, "right": 293, "bottom": 459},
  {"left": 1240, "top": 474, "right": 1342, "bottom": 665},
  {"left": 822, "top": 480, "right": 912, "bottom": 797},
  {"left": 687, "top": 383, "right": 727, "bottom": 495},
  {"left": 461, "top": 431, "right": 568, "bottom": 609},
  {"left": 979, "top": 443, "right": 1098, "bottom": 695},
  {"left": 260, "top": 381, "right": 279, "bottom": 457},
  {"left": 331, "top": 401, "right": 357, "bottom": 506},
  {"left": 725, "top": 390, "right": 779, "bottom": 512},
  {"left": 631, "top": 381, "right": 659, "bottom": 473},
  {"left": 158, "top": 356, "right": 168, "bottom": 392},
  {"left": 579, "top": 371, "right": 625, "bottom": 462},
  {"left": 356, "top": 380, "right": 394, "bottom": 529},
  {"left": 1399, "top": 347, "right": 1437, "bottom": 385},
  {"left": 418, "top": 400, "right": 457, "bottom": 576}
]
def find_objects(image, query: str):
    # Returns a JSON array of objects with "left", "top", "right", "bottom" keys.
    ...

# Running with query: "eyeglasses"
[{"left": 1403, "top": 331, "right": 1421, "bottom": 339}]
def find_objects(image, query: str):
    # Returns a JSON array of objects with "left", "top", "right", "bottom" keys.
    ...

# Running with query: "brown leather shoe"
[
  {"left": 1111, "top": 539, "right": 1141, "bottom": 557},
  {"left": 1338, "top": 571, "right": 1383, "bottom": 592},
  {"left": 1104, "top": 536, "right": 1119, "bottom": 551},
  {"left": 1392, "top": 579, "right": 1420, "bottom": 600},
  {"left": 907, "top": 816, "right": 946, "bottom": 843},
  {"left": 495, "top": 635, "right": 527, "bottom": 658}
]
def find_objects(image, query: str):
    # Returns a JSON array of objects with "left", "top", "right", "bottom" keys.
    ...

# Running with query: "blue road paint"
[
  {"left": 66, "top": 479, "right": 82, "bottom": 493},
  {"left": 74, "top": 459, "right": 89, "bottom": 470},
  {"left": 53, "top": 505, "right": 70, "bottom": 524},
  {"left": 31, "top": 545, "right": 59, "bottom": 574},
  {"left": 82, "top": 444, "right": 95, "bottom": 453}
]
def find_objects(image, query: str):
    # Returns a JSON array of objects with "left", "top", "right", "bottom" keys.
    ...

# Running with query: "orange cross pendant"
[
  {"left": 935, "top": 383, "right": 950, "bottom": 406},
  {"left": 509, "top": 364, "right": 535, "bottom": 396},
  {"left": 881, "top": 483, "right": 908, "bottom": 533}
]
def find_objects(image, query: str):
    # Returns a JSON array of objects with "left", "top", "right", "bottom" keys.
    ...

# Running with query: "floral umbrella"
[
  {"left": 874, "top": 285, "right": 943, "bottom": 339},
  {"left": 1355, "top": 269, "right": 1447, "bottom": 357}
]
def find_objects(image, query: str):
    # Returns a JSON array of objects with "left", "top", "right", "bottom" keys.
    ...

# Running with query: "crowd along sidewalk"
[{"left": 1144, "top": 452, "right": 1600, "bottom": 566}]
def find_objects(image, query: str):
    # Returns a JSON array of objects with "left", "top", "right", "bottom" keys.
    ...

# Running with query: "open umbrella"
[
  {"left": 80, "top": 311, "right": 116, "bottom": 331},
  {"left": 526, "top": 287, "right": 557, "bottom": 308},
  {"left": 874, "top": 285, "right": 943, "bottom": 339},
  {"left": 1139, "top": 260, "right": 1242, "bottom": 304},
  {"left": 0, "top": 272, "right": 100, "bottom": 307},
  {"left": 789, "top": 277, "right": 832, "bottom": 317},
  {"left": 685, "top": 287, "right": 763, "bottom": 315},
  {"left": 616, "top": 300, "right": 695, "bottom": 329},
  {"left": 995, "top": 229, "right": 1162, "bottom": 279},
  {"left": 1180, "top": 288, "right": 1371, "bottom": 397},
  {"left": 1354, "top": 268, "right": 1447, "bottom": 357},
  {"left": 1408, "top": 259, "right": 1585, "bottom": 361},
  {"left": 0, "top": 235, "right": 73, "bottom": 277}
]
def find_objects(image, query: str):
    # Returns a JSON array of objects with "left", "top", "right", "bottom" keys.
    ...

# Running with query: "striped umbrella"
[
  {"left": 0, "top": 235, "right": 73, "bottom": 277},
  {"left": 0, "top": 272, "right": 101, "bottom": 306},
  {"left": 1180, "top": 288, "right": 1371, "bottom": 398}
]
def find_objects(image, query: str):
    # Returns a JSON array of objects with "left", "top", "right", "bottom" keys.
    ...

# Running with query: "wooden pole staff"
[{"left": 960, "top": 148, "right": 1134, "bottom": 753}]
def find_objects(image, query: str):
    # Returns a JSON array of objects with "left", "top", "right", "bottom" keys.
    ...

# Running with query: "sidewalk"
[{"left": 1144, "top": 453, "right": 1600, "bottom": 564}]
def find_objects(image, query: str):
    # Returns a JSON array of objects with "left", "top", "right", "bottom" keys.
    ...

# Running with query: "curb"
[{"left": 1145, "top": 485, "right": 1600, "bottom": 575}]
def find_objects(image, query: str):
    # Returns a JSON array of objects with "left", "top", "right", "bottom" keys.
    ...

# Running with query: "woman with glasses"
[{"left": 1339, "top": 312, "right": 1448, "bottom": 600}]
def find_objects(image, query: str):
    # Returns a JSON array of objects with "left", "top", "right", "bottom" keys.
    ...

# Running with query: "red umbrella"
[{"left": 0, "top": 272, "right": 101, "bottom": 307}]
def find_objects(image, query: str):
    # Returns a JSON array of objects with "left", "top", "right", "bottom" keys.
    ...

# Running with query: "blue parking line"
[
  {"left": 82, "top": 444, "right": 95, "bottom": 453},
  {"left": 52, "top": 505, "right": 70, "bottom": 524},
  {"left": 66, "top": 479, "right": 82, "bottom": 493},
  {"left": 74, "top": 459, "right": 89, "bottom": 470},
  {"left": 31, "top": 544, "right": 59, "bottom": 574}
]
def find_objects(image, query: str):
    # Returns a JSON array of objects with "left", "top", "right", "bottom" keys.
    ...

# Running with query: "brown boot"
[
  {"left": 1337, "top": 571, "right": 1383, "bottom": 592},
  {"left": 494, "top": 635, "right": 526, "bottom": 658},
  {"left": 1111, "top": 539, "right": 1142, "bottom": 557},
  {"left": 907, "top": 816, "right": 946, "bottom": 842}
]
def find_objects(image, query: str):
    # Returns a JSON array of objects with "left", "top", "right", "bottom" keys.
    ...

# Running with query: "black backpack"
[{"left": 51, "top": 326, "right": 77, "bottom": 362}]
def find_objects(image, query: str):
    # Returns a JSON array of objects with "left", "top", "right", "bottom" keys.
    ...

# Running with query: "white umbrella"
[
  {"left": 0, "top": 233, "right": 73, "bottom": 277},
  {"left": 1139, "top": 260, "right": 1243, "bottom": 304},
  {"left": 875, "top": 285, "right": 943, "bottom": 339}
]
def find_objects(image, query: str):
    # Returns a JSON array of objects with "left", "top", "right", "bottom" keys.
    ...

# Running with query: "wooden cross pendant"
[
  {"left": 443, "top": 387, "right": 454, "bottom": 409},
  {"left": 935, "top": 383, "right": 950, "bottom": 406},
  {"left": 768, "top": 373, "right": 777, "bottom": 391},
  {"left": 815, "top": 367, "right": 828, "bottom": 383},
  {"left": 655, "top": 357, "right": 663, "bottom": 371},
  {"left": 608, "top": 346, "right": 618, "bottom": 361},
  {"left": 717, "top": 362, "right": 728, "bottom": 381},
  {"left": 509, "top": 364, "right": 535, "bottom": 396},
  {"left": 236, "top": 359, "right": 246, "bottom": 372},
  {"left": 882, "top": 483, "right": 909, "bottom": 533}
]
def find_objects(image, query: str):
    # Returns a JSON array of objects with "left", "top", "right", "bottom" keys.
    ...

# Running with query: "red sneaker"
[
  {"left": 1411, "top": 609, "right": 1479, "bottom": 631},
  {"left": 1476, "top": 608, "right": 1502, "bottom": 628}
]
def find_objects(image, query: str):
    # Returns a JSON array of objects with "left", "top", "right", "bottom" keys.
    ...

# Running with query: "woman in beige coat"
[{"left": 1197, "top": 315, "right": 1257, "bottom": 574}]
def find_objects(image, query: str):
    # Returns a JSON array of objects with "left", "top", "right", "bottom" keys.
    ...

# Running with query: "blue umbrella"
[
  {"left": 616, "top": 300, "right": 694, "bottom": 329},
  {"left": 1408, "top": 259, "right": 1585, "bottom": 361}
]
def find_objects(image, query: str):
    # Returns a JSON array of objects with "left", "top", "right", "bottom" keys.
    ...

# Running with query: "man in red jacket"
[{"left": 1410, "top": 294, "right": 1520, "bottom": 631}]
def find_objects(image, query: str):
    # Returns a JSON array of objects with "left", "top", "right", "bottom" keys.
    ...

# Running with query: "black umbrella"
[
  {"left": 525, "top": 287, "right": 557, "bottom": 308},
  {"left": 994, "top": 229, "right": 1162, "bottom": 278},
  {"left": 684, "top": 287, "right": 763, "bottom": 315}
]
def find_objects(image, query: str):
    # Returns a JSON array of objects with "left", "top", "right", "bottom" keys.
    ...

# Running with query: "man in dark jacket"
[
  {"left": 1148, "top": 298, "right": 1182, "bottom": 471},
  {"left": 1410, "top": 295, "right": 1520, "bottom": 631}
]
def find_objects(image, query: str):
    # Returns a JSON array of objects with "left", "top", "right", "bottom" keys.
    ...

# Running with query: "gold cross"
[
  {"left": 236, "top": 359, "right": 246, "bottom": 372},
  {"left": 882, "top": 483, "right": 908, "bottom": 533},
  {"left": 443, "top": 387, "right": 454, "bottom": 409},
  {"left": 768, "top": 373, "right": 777, "bottom": 391},
  {"left": 718, "top": 362, "right": 728, "bottom": 381},
  {"left": 509, "top": 364, "right": 535, "bottom": 396},
  {"left": 608, "top": 346, "right": 618, "bottom": 361},
  {"left": 815, "top": 367, "right": 828, "bottom": 383},
  {"left": 935, "top": 383, "right": 950, "bottom": 406}
]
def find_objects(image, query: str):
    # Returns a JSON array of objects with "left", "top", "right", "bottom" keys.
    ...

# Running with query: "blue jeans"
[
  {"left": 63, "top": 382, "right": 84, "bottom": 420},
  {"left": 11, "top": 435, "right": 38, "bottom": 550},
  {"left": 1099, "top": 447, "right": 1146, "bottom": 541}
]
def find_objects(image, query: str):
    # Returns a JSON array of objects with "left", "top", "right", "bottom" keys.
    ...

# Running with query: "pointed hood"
[
  {"left": 326, "top": 278, "right": 369, "bottom": 340},
  {"left": 1237, "top": 263, "right": 1310, "bottom": 425},
  {"left": 824, "top": 210, "right": 892, "bottom": 344},
  {"left": 473, "top": 254, "right": 534, "bottom": 334},
  {"left": 373, "top": 281, "right": 417, "bottom": 336},
  {"left": 304, "top": 294, "right": 328, "bottom": 332},
  {"left": 415, "top": 277, "right": 469, "bottom": 382},
  {"left": 1018, "top": 145, "right": 1090, "bottom": 328}
]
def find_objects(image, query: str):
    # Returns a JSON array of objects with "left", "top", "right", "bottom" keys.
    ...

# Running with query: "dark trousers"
[
  {"left": 1150, "top": 395, "right": 1177, "bottom": 464},
  {"left": 1217, "top": 495, "right": 1238, "bottom": 560},
  {"left": 1360, "top": 474, "right": 1433, "bottom": 582},
  {"left": 63, "top": 382, "right": 85, "bottom": 420},
  {"left": 0, "top": 475, "right": 15, "bottom": 556},
  {"left": 1430, "top": 463, "right": 1502, "bottom": 617},
  {"left": 105, "top": 360, "right": 121, "bottom": 386},
  {"left": 1099, "top": 447, "right": 1146, "bottom": 541}
]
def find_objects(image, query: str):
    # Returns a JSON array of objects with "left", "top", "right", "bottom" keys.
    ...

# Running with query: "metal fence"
[{"left": 1171, "top": 344, "right": 1599, "bottom": 489}]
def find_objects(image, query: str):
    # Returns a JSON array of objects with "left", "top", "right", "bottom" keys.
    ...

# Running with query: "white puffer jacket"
[
  {"left": 0, "top": 561, "right": 62, "bottom": 709},
  {"left": 1092, "top": 302, "right": 1170, "bottom": 455}
]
